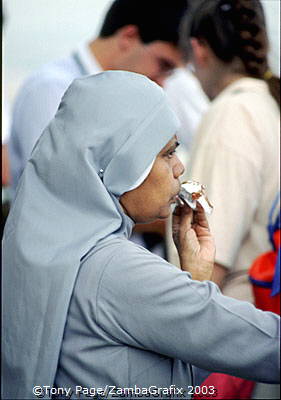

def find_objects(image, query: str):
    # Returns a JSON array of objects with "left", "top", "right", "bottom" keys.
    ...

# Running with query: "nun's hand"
[{"left": 172, "top": 203, "right": 215, "bottom": 281}]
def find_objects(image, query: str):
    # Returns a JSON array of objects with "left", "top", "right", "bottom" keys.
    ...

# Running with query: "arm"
[{"left": 97, "top": 245, "right": 280, "bottom": 383}]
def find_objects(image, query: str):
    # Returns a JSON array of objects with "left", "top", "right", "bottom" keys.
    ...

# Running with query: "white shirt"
[
  {"left": 8, "top": 43, "right": 102, "bottom": 196},
  {"left": 189, "top": 78, "right": 280, "bottom": 299}
]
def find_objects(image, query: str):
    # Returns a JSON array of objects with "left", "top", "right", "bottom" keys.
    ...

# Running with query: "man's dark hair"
[{"left": 99, "top": 0, "right": 188, "bottom": 45}]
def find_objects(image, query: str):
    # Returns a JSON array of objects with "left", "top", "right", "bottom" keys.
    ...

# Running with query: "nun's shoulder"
[
  {"left": 88, "top": 236, "right": 180, "bottom": 271},
  {"left": 79, "top": 236, "right": 190, "bottom": 293},
  {"left": 71, "top": 236, "right": 193, "bottom": 334}
]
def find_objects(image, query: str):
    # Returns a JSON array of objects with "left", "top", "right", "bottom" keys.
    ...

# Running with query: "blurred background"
[
  {"left": 2, "top": 0, "right": 280, "bottom": 238},
  {"left": 3, "top": 0, "right": 113, "bottom": 103},
  {"left": 3, "top": 0, "right": 280, "bottom": 105}
]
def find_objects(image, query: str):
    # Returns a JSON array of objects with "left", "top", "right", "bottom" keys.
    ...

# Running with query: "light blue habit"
[
  {"left": 2, "top": 71, "right": 179, "bottom": 398},
  {"left": 2, "top": 71, "right": 280, "bottom": 400}
]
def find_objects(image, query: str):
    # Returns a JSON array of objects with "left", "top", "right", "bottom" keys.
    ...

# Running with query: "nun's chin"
[{"left": 156, "top": 204, "right": 173, "bottom": 220}]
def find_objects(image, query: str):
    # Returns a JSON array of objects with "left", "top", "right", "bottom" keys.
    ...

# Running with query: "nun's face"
[{"left": 120, "top": 136, "right": 184, "bottom": 223}]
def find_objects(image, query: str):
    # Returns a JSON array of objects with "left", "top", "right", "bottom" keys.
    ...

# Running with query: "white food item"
[{"left": 179, "top": 180, "right": 213, "bottom": 214}]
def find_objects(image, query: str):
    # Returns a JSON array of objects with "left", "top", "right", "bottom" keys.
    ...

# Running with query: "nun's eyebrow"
[{"left": 166, "top": 140, "right": 180, "bottom": 152}]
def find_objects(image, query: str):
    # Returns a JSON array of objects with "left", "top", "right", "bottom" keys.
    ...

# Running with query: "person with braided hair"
[
  {"left": 179, "top": 0, "right": 280, "bottom": 398},
  {"left": 180, "top": 0, "right": 280, "bottom": 303}
]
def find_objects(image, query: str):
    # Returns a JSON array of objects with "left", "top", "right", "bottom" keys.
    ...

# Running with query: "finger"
[
  {"left": 172, "top": 204, "right": 193, "bottom": 228},
  {"left": 172, "top": 205, "right": 182, "bottom": 229},
  {"left": 179, "top": 205, "right": 194, "bottom": 230},
  {"left": 173, "top": 204, "right": 183, "bottom": 217},
  {"left": 193, "top": 204, "right": 210, "bottom": 230}
]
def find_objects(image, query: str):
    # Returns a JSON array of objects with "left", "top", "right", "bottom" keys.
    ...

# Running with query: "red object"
[
  {"left": 252, "top": 285, "right": 280, "bottom": 315},
  {"left": 193, "top": 373, "right": 255, "bottom": 399},
  {"left": 249, "top": 229, "right": 280, "bottom": 315}
]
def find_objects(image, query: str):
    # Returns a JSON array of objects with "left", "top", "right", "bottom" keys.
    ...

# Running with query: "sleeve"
[
  {"left": 11, "top": 76, "right": 68, "bottom": 166},
  {"left": 96, "top": 244, "right": 280, "bottom": 383},
  {"left": 189, "top": 99, "right": 263, "bottom": 269}
]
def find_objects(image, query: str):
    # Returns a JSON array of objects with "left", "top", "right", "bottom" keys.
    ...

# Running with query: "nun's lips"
[
  {"left": 172, "top": 185, "right": 181, "bottom": 198},
  {"left": 170, "top": 196, "right": 178, "bottom": 204}
]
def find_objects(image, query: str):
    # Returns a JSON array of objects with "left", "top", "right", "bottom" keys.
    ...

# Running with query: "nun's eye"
[{"left": 166, "top": 149, "right": 177, "bottom": 159}]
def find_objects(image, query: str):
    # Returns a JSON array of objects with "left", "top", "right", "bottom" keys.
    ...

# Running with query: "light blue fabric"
[
  {"left": 55, "top": 237, "right": 280, "bottom": 399},
  {"left": 2, "top": 71, "right": 180, "bottom": 399}
]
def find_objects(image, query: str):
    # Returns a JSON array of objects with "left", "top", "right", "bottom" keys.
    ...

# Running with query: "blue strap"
[
  {"left": 251, "top": 194, "right": 280, "bottom": 296},
  {"left": 267, "top": 193, "right": 280, "bottom": 249},
  {"left": 267, "top": 193, "right": 280, "bottom": 296},
  {"left": 271, "top": 247, "right": 280, "bottom": 297},
  {"left": 249, "top": 277, "right": 273, "bottom": 289}
]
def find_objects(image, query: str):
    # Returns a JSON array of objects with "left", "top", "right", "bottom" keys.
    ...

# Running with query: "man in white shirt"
[{"left": 9, "top": 0, "right": 208, "bottom": 197}]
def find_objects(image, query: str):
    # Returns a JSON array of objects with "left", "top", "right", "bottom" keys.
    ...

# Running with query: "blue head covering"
[{"left": 2, "top": 71, "right": 180, "bottom": 398}]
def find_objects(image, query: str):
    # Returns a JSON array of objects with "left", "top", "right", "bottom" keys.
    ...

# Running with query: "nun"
[{"left": 2, "top": 71, "right": 280, "bottom": 399}]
